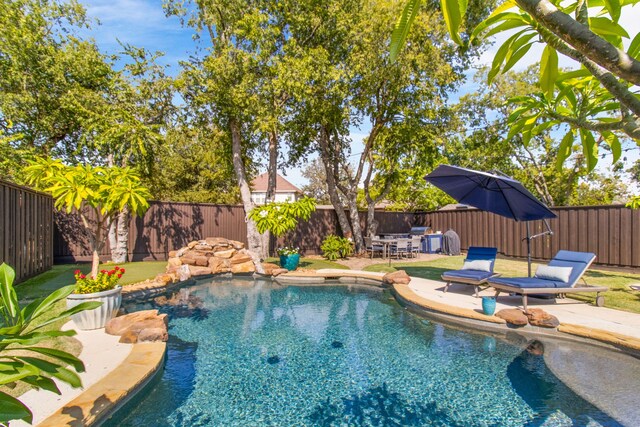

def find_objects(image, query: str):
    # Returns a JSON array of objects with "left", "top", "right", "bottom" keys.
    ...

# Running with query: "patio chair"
[
  {"left": 441, "top": 247, "right": 500, "bottom": 297},
  {"left": 410, "top": 236, "right": 421, "bottom": 258},
  {"left": 364, "top": 237, "right": 384, "bottom": 259},
  {"left": 389, "top": 238, "right": 410, "bottom": 259},
  {"left": 488, "top": 250, "right": 607, "bottom": 312}
]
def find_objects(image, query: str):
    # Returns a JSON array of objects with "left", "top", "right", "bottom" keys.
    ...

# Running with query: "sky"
[{"left": 81, "top": 0, "right": 640, "bottom": 190}]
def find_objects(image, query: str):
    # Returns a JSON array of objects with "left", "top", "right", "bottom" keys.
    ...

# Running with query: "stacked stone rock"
[
  {"left": 165, "top": 237, "right": 256, "bottom": 278},
  {"left": 155, "top": 237, "right": 288, "bottom": 285}
]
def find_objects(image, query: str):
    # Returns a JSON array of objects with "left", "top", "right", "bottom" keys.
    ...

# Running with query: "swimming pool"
[{"left": 107, "top": 278, "right": 622, "bottom": 426}]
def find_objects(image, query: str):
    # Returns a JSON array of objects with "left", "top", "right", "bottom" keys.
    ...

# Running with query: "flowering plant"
[
  {"left": 73, "top": 266, "right": 125, "bottom": 294},
  {"left": 276, "top": 246, "right": 299, "bottom": 256}
]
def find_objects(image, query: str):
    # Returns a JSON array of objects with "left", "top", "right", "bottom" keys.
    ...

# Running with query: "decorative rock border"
[{"left": 38, "top": 342, "right": 166, "bottom": 427}]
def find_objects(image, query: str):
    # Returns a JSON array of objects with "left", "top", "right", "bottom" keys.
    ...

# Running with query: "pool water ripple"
[{"left": 108, "top": 279, "right": 622, "bottom": 427}]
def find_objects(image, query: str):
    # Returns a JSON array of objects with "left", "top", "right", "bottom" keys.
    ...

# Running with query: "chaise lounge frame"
[
  {"left": 488, "top": 250, "right": 608, "bottom": 313},
  {"left": 441, "top": 247, "right": 501, "bottom": 298}
]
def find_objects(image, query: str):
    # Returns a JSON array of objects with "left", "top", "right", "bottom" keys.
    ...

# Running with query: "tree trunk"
[
  {"left": 317, "top": 127, "right": 353, "bottom": 238},
  {"left": 261, "top": 130, "right": 279, "bottom": 257},
  {"left": 230, "top": 117, "right": 265, "bottom": 273},
  {"left": 344, "top": 191, "right": 365, "bottom": 253},
  {"left": 111, "top": 206, "right": 130, "bottom": 263}
]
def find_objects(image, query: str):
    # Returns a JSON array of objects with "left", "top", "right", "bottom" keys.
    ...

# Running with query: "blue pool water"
[{"left": 108, "top": 279, "right": 621, "bottom": 426}]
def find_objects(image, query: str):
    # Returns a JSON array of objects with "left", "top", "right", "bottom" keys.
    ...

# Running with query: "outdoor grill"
[
  {"left": 409, "top": 226, "right": 431, "bottom": 236},
  {"left": 408, "top": 226, "right": 443, "bottom": 253}
]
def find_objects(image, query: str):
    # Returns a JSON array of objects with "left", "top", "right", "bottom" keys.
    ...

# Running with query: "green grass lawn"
[
  {"left": 364, "top": 256, "right": 640, "bottom": 314},
  {"left": 16, "top": 261, "right": 167, "bottom": 301},
  {"left": 265, "top": 257, "right": 350, "bottom": 270}
]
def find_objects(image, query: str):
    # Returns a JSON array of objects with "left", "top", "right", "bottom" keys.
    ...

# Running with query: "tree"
[
  {"left": 1, "top": 0, "right": 176, "bottom": 261},
  {"left": 145, "top": 127, "right": 240, "bottom": 204},
  {"left": 24, "top": 158, "right": 151, "bottom": 279},
  {"left": 0, "top": 264, "right": 100, "bottom": 425},
  {"left": 444, "top": 65, "right": 632, "bottom": 206},
  {"left": 391, "top": 0, "right": 640, "bottom": 173},
  {"left": 0, "top": 0, "right": 113, "bottom": 178},
  {"left": 284, "top": 0, "right": 490, "bottom": 250},
  {"left": 300, "top": 159, "right": 332, "bottom": 204}
]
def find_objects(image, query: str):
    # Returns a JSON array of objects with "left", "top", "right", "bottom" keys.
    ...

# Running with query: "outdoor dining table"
[{"left": 372, "top": 238, "right": 398, "bottom": 265}]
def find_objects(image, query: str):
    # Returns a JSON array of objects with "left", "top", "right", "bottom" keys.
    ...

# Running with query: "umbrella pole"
[{"left": 526, "top": 222, "right": 532, "bottom": 277}]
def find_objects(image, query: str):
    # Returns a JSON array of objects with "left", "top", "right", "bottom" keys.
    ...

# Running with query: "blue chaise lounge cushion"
[
  {"left": 442, "top": 269, "right": 496, "bottom": 282},
  {"left": 489, "top": 277, "right": 567, "bottom": 289}
]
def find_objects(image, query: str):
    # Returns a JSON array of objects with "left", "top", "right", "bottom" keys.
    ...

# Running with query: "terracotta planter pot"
[{"left": 66, "top": 286, "right": 122, "bottom": 330}]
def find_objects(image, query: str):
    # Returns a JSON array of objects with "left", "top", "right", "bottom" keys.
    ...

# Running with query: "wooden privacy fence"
[
  {"left": 424, "top": 205, "right": 640, "bottom": 268},
  {"left": 53, "top": 201, "right": 640, "bottom": 269},
  {"left": 0, "top": 180, "right": 54, "bottom": 283}
]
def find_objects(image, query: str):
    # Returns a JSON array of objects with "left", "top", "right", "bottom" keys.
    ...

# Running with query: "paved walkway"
[
  {"left": 409, "top": 277, "right": 640, "bottom": 339},
  {"left": 13, "top": 322, "right": 132, "bottom": 426}
]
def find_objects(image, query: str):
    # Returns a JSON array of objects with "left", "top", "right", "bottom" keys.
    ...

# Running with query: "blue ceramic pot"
[
  {"left": 482, "top": 296, "right": 496, "bottom": 316},
  {"left": 279, "top": 253, "right": 300, "bottom": 271}
]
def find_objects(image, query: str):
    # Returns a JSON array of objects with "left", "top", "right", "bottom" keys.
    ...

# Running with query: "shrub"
[{"left": 321, "top": 235, "right": 353, "bottom": 261}]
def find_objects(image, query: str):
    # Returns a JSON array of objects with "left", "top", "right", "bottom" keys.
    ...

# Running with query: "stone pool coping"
[
  {"left": 43, "top": 266, "right": 639, "bottom": 426},
  {"left": 37, "top": 342, "right": 165, "bottom": 426}
]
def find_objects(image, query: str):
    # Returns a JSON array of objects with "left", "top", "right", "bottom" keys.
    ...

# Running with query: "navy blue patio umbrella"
[{"left": 424, "top": 165, "right": 557, "bottom": 276}]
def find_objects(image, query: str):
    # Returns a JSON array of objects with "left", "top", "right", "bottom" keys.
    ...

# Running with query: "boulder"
[
  {"left": 193, "top": 256, "right": 209, "bottom": 267},
  {"left": 167, "top": 257, "right": 182, "bottom": 267},
  {"left": 119, "top": 330, "right": 139, "bottom": 344},
  {"left": 106, "top": 310, "right": 168, "bottom": 335},
  {"left": 382, "top": 270, "right": 411, "bottom": 285},
  {"left": 138, "top": 327, "right": 169, "bottom": 343},
  {"left": 229, "top": 240, "right": 245, "bottom": 250},
  {"left": 188, "top": 265, "right": 213, "bottom": 276},
  {"left": 187, "top": 241, "right": 199, "bottom": 249},
  {"left": 194, "top": 244, "right": 212, "bottom": 251},
  {"left": 191, "top": 250, "right": 214, "bottom": 258},
  {"left": 230, "top": 253, "right": 252, "bottom": 265},
  {"left": 214, "top": 249, "right": 235, "bottom": 259},
  {"left": 526, "top": 308, "right": 560, "bottom": 328},
  {"left": 168, "top": 250, "right": 178, "bottom": 258},
  {"left": 181, "top": 257, "right": 198, "bottom": 266},
  {"left": 272, "top": 268, "right": 289, "bottom": 276},
  {"left": 208, "top": 257, "right": 229, "bottom": 274},
  {"left": 231, "top": 260, "right": 255, "bottom": 274},
  {"left": 205, "top": 237, "right": 230, "bottom": 247},
  {"left": 154, "top": 273, "right": 175, "bottom": 286},
  {"left": 495, "top": 309, "right": 528, "bottom": 326},
  {"left": 176, "top": 247, "right": 189, "bottom": 257},
  {"left": 261, "top": 262, "right": 281, "bottom": 275},
  {"left": 177, "top": 265, "right": 191, "bottom": 281}
]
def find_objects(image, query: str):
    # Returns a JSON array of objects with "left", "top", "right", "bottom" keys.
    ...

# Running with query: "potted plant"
[
  {"left": 277, "top": 246, "right": 301, "bottom": 271},
  {"left": 248, "top": 197, "right": 316, "bottom": 271},
  {"left": 66, "top": 266, "right": 125, "bottom": 330}
]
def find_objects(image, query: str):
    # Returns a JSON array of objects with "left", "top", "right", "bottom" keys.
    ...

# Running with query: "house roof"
[
  {"left": 438, "top": 203, "right": 475, "bottom": 211},
  {"left": 250, "top": 172, "right": 302, "bottom": 193}
]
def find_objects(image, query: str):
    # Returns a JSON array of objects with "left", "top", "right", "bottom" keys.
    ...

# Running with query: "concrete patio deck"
[{"left": 409, "top": 277, "right": 640, "bottom": 340}]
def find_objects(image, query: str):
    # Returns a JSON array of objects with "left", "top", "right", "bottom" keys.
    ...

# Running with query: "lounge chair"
[
  {"left": 488, "top": 250, "right": 607, "bottom": 312},
  {"left": 441, "top": 247, "right": 500, "bottom": 297}
]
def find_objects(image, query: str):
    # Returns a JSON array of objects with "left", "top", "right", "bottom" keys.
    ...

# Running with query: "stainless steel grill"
[{"left": 409, "top": 226, "right": 431, "bottom": 236}]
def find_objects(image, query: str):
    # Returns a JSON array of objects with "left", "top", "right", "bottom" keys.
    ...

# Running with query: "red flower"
[
  {"left": 80, "top": 274, "right": 86, "bottom": 279},
  {"left": 74, "top": 269, "right": 81, "bottom": 275},
  {"left": 120, "top": 268, "right": 125, "bottom": 274},
  {"left": 117, "top": 274, "right": 123, "bottom": 279},
  {"left": 107, "top": 271, "right": 113, "bottom": 276},
  {"left": 100, "top": 270, "right": 107, "bottom": 274},
  {"left": 114, "top": 266, "right": 120, "bottom": 271}
]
